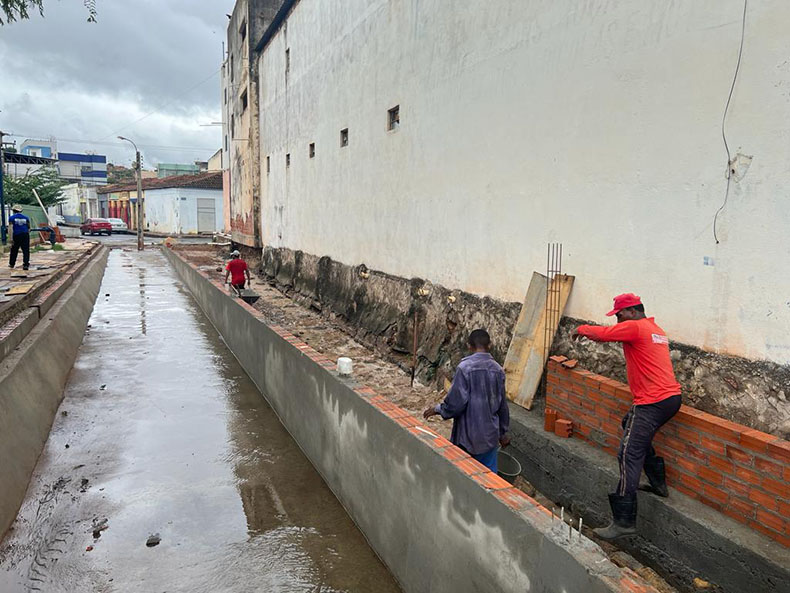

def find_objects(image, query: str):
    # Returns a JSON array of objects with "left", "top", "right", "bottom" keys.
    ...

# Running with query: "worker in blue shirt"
[
  {"left": 8, "top": 205, "right": 31, "bottom": 270},
  {"left": 423, "top": 329, "right": 511, "bottom": 472}
]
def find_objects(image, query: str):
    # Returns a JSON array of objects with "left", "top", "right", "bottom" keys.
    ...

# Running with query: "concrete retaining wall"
[
  {"left": 165, "top": 247, "right": 658, "bottom": 593},
  {"left": 0, "top": 247, "right": 109, "bottom": 539}
]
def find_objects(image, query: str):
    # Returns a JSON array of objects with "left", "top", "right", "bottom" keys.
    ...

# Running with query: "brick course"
[{"left": 546, "top": 357, "right": 790, "bottom": 548}]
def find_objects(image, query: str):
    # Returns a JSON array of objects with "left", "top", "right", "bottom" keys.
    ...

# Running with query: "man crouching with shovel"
[{"left": 224, "top": 250, "right": 251, "bottom": 296}]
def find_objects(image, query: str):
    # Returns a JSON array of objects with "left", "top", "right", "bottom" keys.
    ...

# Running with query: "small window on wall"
[
  {"left": 286, "top": 153, "right": 291, "bottom": 168},
  {"left": 241, "top": 89, "right": 248, "bottom": 112},
  {"left": 225, "top": 135, "right": 229, "bottom": 151},
  {"left": 388, "top": 105, "right": 400, "bottom": 131},
  {"left": 285, "top": 48, "right": 290, "bottom": 74},
  {"left": 309, "top": 143, "right": 315, "bottom": 158},
  {"left": 230, "top": 55, "right": 234, "bottom": 82},
  {"left": 340, "top": 128, "right": 349, "bottom": 147},
  {"left": 266, "top": 156, "right": 270, "bottom": 173}
]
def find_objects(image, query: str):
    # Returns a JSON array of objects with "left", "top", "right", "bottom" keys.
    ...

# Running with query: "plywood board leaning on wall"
[{"left": 505, "top": 272, "right": 574, "bottom": 409}]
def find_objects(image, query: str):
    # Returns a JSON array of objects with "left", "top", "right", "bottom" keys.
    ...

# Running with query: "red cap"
[{"left": 606, "top": 293, "right": 642, "bottom": 316}]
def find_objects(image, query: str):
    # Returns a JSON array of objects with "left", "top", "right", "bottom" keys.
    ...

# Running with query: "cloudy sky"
[{"left": 0, "top": 0, "right": 235, "bottom": 168}]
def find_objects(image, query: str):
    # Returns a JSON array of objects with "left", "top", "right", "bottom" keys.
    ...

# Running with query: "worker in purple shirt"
[{"left": 423, "top": 329, "right": 511, "bottom": 472}]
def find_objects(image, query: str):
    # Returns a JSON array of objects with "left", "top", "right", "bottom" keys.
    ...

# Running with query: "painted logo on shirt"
[{"left": 652, "top": 333, "right": 669, "bottom": 345}]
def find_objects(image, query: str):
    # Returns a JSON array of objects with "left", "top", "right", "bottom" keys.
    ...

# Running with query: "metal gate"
[{"left": 196, "top": 198, "right": 216, "bottom": 234}]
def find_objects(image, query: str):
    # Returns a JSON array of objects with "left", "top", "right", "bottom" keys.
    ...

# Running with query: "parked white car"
[
  {"left": 54, "top": 214, "right": 66, "bottom": 225},
  {"left": 108, "top": 218, "right": 128, "bottom": 233}
]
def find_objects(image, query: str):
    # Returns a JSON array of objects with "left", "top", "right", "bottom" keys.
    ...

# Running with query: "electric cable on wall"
[{"left": 713, "top": 0, "right": 748, "bottom": 244}]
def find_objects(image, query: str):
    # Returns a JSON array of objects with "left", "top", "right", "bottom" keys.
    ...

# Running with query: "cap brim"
[{"left": 605, "top": 308, "right": 618, "bottom": 317}]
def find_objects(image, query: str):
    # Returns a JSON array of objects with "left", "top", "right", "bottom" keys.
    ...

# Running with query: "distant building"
[
  {"left": 98, "top": 172, "right": 224, "bottom": 235},
  {"left": 156, "top": 163, "right": 205, "bottom": 178},
  {"left": 56, "top": 184, "right": 99, "bottom": 223},
  {"left": 57, "top": 152, "right": 107, "bottom": 185},
  {"left": 16, "top": 138, "right": 107, "bottom": 185},
  {"left": 208, "top": 149, "right": 223, "bottom": 171},
  {"left": 20, "top": 138, "right": 56, "bottom": 159}
]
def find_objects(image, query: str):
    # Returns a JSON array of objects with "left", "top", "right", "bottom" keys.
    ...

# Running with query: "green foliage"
[
  {"left": 106, "top": 164, "right": 136, "bottom": 185},
  {"left": 0, "top": 0, "right": 43, "bottom": 25},
  {"left": 0, "top": 0, "right": 96, "bottom": 25},
  {"left": 2, "top": 166, "right": 68, "bottom": 207}
]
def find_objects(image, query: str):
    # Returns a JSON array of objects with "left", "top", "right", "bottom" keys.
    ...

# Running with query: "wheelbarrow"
[{"left": 229, "top": 283, "right": 260, "bottom": 305}]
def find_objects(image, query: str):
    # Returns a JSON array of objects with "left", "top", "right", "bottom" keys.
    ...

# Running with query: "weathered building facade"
[
  {"left": 225, "top": 0, "right": 790, "bottom": 434},
  {"left": 223, "top": 0, "right": 282, "bottom": 247}
]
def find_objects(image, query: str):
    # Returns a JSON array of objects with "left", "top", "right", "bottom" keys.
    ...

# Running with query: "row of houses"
[{"left": 96, "top": 172, "right": 225, "bottom": 235}]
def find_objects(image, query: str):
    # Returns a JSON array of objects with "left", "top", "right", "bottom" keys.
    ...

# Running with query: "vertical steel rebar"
[{"left": 542, "top": 243, "right": 563, "bottom": 399}]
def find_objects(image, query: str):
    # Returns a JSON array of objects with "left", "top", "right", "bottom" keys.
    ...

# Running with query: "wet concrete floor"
[{"left": 0, "top": 249, "right": 401, "bottom": 593}]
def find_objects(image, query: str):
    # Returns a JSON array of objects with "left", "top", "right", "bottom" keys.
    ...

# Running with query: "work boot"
[
  {"left": 640, "top": 456, "right": 669, "bottom": 497},
  {"left": 593, "top": 493, "right": 637, "bottom": 540}
]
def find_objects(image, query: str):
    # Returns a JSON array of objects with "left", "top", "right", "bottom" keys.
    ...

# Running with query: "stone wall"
[{"left": 260, "top": 246, "right": 521, "bottom": 385}]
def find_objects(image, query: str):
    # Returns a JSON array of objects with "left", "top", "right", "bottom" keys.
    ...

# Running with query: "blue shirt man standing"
[
  {"left": 8, "top": 205, "right": 31, "bottom": 270},
  {"left": 423, "top": 329, "right": 511, "bottom": 472}
]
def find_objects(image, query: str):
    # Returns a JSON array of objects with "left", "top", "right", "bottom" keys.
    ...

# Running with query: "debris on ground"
[
  {"left": 146, "top": 533, "right": 161, "bottom": 547},
  {"left": 91, "top": 518, "right": 109, "bottom": 539}
]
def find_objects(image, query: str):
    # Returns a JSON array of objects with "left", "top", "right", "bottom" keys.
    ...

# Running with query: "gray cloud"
[{"left": 0, "top": 0, "right": 235, "bottom": 167}]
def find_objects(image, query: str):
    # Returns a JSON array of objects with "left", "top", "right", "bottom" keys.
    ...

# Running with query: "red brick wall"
[{"left": 546, "top": 356, "right": 790, "bottom": 548}]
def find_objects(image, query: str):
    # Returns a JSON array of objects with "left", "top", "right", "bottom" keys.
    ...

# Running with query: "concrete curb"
[
  {"left": 165, "top": 247, "right": 659, "bottom": 593},
  {"left": 508, "top": 407, "right": 790, "bottom": 593},
  {"left": 0, "top": 246, "right": 109, "bottom": 540}
]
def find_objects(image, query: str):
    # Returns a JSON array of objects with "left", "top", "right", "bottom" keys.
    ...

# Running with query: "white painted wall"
[
  {"left": 258, "top": 0, "right": 790, "bottom": 365},
  {"left": 144, "top": 188, "right": 224, "bottom": 235}
]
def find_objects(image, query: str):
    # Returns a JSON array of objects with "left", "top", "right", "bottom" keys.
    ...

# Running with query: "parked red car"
[{"left": 80, "top": 218, "right": 113, "bottom": 236}]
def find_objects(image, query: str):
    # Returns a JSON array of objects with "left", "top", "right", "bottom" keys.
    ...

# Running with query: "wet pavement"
[{"left": 0, "top": 248, "right": 400, "bottom": 593}]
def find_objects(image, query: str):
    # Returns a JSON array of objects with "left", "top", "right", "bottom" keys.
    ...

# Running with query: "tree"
[
  {"left": 2, "top": 166, "right": 68, "bottom": 207},
  {"left": 0, "top": 0, "right": 96, "bottom": 25}
]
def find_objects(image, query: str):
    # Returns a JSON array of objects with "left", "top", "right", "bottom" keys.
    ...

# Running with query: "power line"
[{"left": 97, "top": 67, "right": 222, "bottom": 141}]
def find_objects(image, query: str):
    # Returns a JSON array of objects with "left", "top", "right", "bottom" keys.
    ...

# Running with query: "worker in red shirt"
[
  {"left": 572, "top": 293, "right": 681, "bottom": 539},
  {"left": 224, "top": 250, "right": 251, "bottom": 295}
]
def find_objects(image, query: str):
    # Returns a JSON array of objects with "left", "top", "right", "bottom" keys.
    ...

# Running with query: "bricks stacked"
[{"left": 546, "top": 355, "right": 790, "bottom": 548}]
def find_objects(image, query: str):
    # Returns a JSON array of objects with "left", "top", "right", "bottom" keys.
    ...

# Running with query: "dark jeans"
[
  {"left": 9, "top": 232, "right": 30, "bottom": 268},
  {"left": 617, "top": 395, "right": 681, "bottom": 495}
]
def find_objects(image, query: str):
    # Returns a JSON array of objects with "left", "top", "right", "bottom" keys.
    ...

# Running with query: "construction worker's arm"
[
  {"left": 245, "top": 266, "right": 251, "bottom": 283},
  {"left": 573, "top": 321, "right": 639, "bottom": 343},
  {"left": 224, "top": 266, "right": 230, "bottom": 285},
  {"left": 424, "top": 370, "right": 470, "bottom": 419}
]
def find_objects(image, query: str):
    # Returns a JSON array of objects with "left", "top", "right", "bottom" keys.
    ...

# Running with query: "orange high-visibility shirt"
[{"left": 576, "top": 317, "right": 681, "bottom": 405}]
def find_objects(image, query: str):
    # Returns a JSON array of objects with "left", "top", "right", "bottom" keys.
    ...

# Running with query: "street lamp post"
[
  {"left": 118, "top": 136, "right": 144, "bottom": 251},
  {"left": 0, "top": 130, "right": 8, "bottom": 245}
]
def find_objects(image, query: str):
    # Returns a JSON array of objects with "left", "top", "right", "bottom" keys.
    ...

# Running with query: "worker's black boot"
[
  {"left": 593, "top": 493, "right": 637, "bottom": 540},
  {"left": 640, "top": 456, "right": 669, "bottom": 497}
]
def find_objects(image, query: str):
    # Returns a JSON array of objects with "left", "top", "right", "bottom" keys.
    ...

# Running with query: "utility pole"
[
  {"left": 118, "top": 136, "right": 144, "bottom": 250},
  {"left": 0, "top": 130, "right": 7, "bottom": 245}
]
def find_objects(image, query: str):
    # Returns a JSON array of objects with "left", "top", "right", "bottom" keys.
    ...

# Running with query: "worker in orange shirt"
[{"left": 573, "top": 293, "right": 681, "bottom": 539}]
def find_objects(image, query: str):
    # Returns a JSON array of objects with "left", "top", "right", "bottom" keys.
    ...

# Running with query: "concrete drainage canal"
[{"left": 0, "top": 249, "right": 400, "bottom": 592}]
